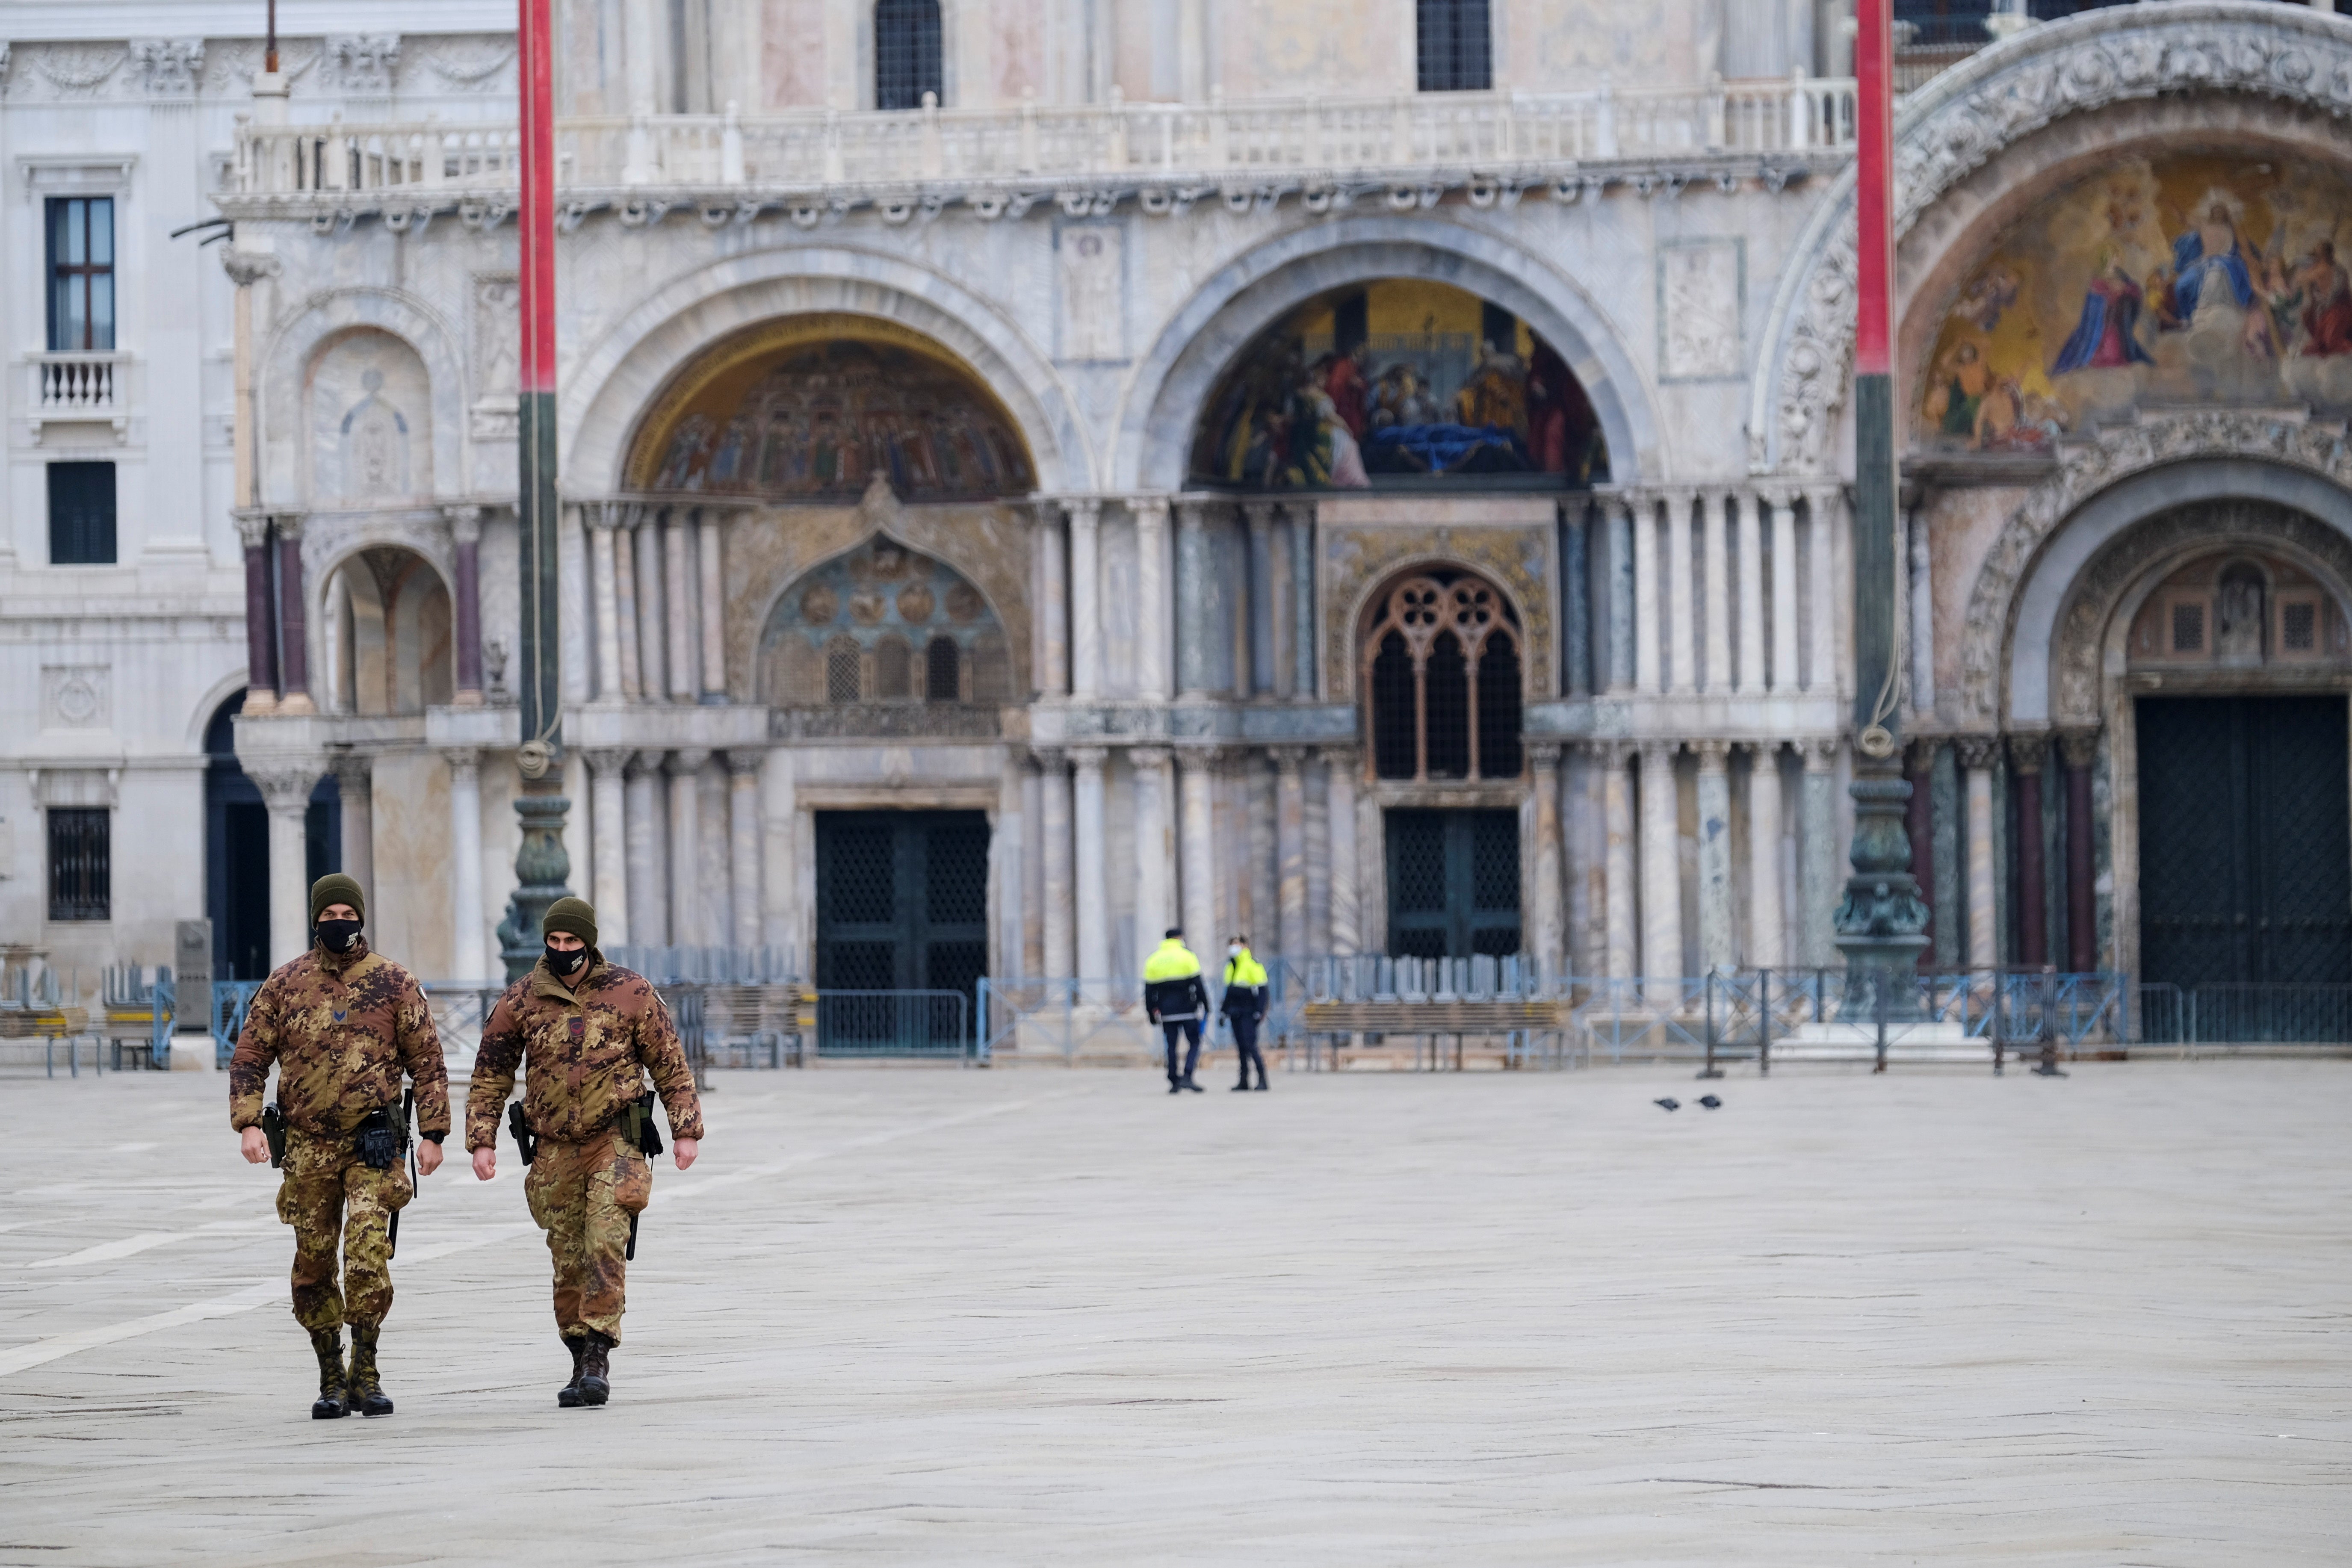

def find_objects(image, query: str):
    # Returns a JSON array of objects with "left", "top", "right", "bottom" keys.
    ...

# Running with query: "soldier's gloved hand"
[
  {"left": 239, "top": 1127, "right": 269, "bottom": 1165},
  {"left": 674, "top": 1137, "right": 699, "bottom": 1172},
  {"left": 472, "top": 1146, "right": 497, "bottom": 1181},
  {"left": 416, "top": 1140, "right": 444, "bottom": 1177}
]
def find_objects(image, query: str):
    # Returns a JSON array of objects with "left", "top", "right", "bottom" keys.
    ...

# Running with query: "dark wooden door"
[{"left": 1385, "top": 809, "right": 1521, "bottom": 959}]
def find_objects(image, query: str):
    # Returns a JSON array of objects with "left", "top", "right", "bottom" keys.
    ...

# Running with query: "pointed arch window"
[
  {"left": 875, "top": 0, "right": 944, "bottom": 111},
  {"left": 1360, "top": 571, "right": 1523, "bottom": 782}
]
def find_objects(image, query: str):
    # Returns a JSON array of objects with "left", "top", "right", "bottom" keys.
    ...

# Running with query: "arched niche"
[
  {"left": 759, "top": 535, "right": 1012, "bottom": 732},
  {"left": 326, "top": 545, "right": 454, "bottom": 715},
  {"left": 307, "top": 328, "right": 436, "bottom": 506},
  {"left": 1187, "top": 278, "right": 1608, "bottom": 493},
  {"left": 621, "top": 313, "right": 1036, "bottom": 503}
]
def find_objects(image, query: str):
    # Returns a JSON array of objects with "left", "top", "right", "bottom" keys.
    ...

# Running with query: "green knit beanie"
[
  {"left": 542, "top": 896, "right": 598, "bottom": 949},
  {"left": 309, "top": 873, "right": 366, "bottom": 926}
]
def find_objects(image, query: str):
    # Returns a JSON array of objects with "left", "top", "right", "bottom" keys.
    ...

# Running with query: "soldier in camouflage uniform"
[
  {"left": 468, "top": 897, "right": 702, "bottom": 1408},
  {"left": 231, "top": 873, "right": 449, "bottom": 1420}
]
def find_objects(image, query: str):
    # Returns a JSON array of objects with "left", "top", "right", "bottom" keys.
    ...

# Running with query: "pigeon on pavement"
[
  {"left": 1653, "top": 1097, "right": 1680, "bottom": 1112},
  {"left": 1697, "top": 1095, "right": 1723, "bottom": 1110}
]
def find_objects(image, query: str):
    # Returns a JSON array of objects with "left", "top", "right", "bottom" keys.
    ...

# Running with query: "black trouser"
[
  {"left": 1228, "top": 1014, "right": 1266, "bottom": 1087},
  {"left": 1161, "top": 1019, "right": 1202, "bottom": 1084}
]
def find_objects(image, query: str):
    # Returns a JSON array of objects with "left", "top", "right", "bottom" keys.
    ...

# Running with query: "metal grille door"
[
  {"left": 2138, "top": 696, "right": 2351, "bottom": 987},
  {"left": 815, "top": 811, "right": 991, "bottom": 1049},
  {"left": 1385, "top": 809, "right": 1522, "bottom": 959}
]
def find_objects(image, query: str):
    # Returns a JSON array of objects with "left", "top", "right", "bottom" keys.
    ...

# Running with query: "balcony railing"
[
  {"left": 228, "top": 79, "right": 1856, "bottom": 208},
  {"left": 32, "top": 351, "right": 124, "bottom": 417}
]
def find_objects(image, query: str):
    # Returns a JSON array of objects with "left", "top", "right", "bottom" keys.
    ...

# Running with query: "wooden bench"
[{"left": 1297, "top": 999, "right": 1571, "bottom": 1070}]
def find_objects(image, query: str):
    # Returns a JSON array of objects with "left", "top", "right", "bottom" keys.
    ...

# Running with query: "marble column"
[
  {"left": 585, "top": 749, "right": 631, "bottom": 947},
  {"left": 1035, "top": 503, "right": 1069, "bottom": 697},
  {"left": 1607, "top": 495, "right": 1638, "bottom": 694},
  {"left": 1037, "top": 748, "right": 1074, "bottom": 977},
  {"left": 727, "top": 751, "right": 761, "bottom": 948},
  {"left": 588, "top": 506, "right": 626, "bottom": 702},
  {"left": 1599, "top": 743, "right": 1637, "bottom": 980},
  {"left": 663, "top": 515, "right": 696, "bottom": 702},
  {"left": 2011, "top": 735, "right": 2048, "bottom": 968},
  {"left": 1020, "top": 762, "right": 1045, "bottom": 977},
  {"left": 1799, "top": 739, "right": 1840, "bottom": 968},
  {"left": 1958, "top": 735, "right": 1999, "bottom": 969},
  {"left": 329, "top": 752, "right": 374, "bottom": 897},
  {"left": 1734, "top": 491, "right": 1765, "bottom": 696},
  {"left": 1070, "top": 747, "right": 1109, "bottom": 982},
  {"left": 1561, "top": 503, "right": 1592, "bottom": 697},
  {"left": 1177, "top": 748, "right": 1218, "bottom": 953},
  {"left": 238, "top": 513, "right": 280, "bottom": 712},
  {"left": 275, "top": 515, "right": 313, "bottom": 714},
  {"left": 668, "top": 749, "right": 708, "bottom": 947},
  {"left": 1273, "top": 747, "right": 1307, "bottom": 959},
  {"left": 447, "top": 504, "right": 485, "bottom": 705},
  {"left": 759, "top": 748, "right": 800, "bottom": 961},
  {"left": 1288, "top": 502, "right": 1317, "bottom": 698},
  {"left": 1132, "top": 747, "right": 1175, "bottom": 962},
  {"left": 445, "top": 749, "right": 485, "bottom": 979},
  {"left": 1245, "top": 503, "right": 1277, "bottom": 697},
  {"left": 1324, "top": 748, "right": 1359, "bottom": 955},
  {"left": 1637, "top": 741, "right": 1684, "bottom": 991},
  {"left": 1805, "top": 485, "right": 1842, "bottom": 696},
  {"left": 634, "top": 514, "right": 667, "bottom": 702},
  {"left": 1175, "top": 500, "right": 1221, "bottom": 697},
  {"left": 1244, "top": 754, "right": 1277, "bottom": 945},
  {"left": 1304, "top": 753, "right": 1332, "bottom": 952},
  {"left": 1909, "top": 504, "right": 1937, "bottom": 717},
  {"left": 1767, "top": 487, "right": 1800, "bottom": 693},
  {"left": 1665, "top": 490, "right": 1697, "bottom": 696},
  {"left": 612, "top": 509, "right": 644, "bottom": 702},
  {"left": 698, "top": 509, "right": 728, "bottom": 702},
  {"left": 1694, "top": 741, "right": 1735, "bottom": 971},
  {"left": 248, "top": 764, "right": 318, "bottom": 965},
  {"left": 1132, "top": 497, "right": 1172, "bottom": 700},
  {"left": 2060, "top": 729, "right": 2099, "bottom": 973},
  {"left": 1528, "top": 744, "right": 1565, "bottom": 977},
  {"left": 1745, "top": 743, "right": 1786, "bottom": 970},
  {"left": 1906, "top": 738, "right": 1936, "bottom": 973},
  {"left": 559, "top": 502, "right": 591, "bottom": 707},
  {"left": 1631, "top": 493, "right": 1662, "bottom": 693},
  {"left": 1067, "top": 500, "right": 1103, "bottom": 699},
  {"left": 1701, "top": 491, "right": 1731, "bottom": 694},
  {"left": 624, "top": 750, "right": 667, "bottom": 947}
]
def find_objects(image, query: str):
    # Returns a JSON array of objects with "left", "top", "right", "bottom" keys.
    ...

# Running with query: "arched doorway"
[
  {"left": 204, "top": 693, "right": 340, "bottom": 979},
  {"left": 324, "top": 546, "right": 453, "bottom": 714}
]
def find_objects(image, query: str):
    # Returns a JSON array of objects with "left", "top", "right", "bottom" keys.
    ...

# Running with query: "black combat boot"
[
  {"left": 578, "top": 1332, "right": 614, "bottom": 1407},
  {"left": 346, "top": 1322, "right": 394, "bottom": 1417},
  {"left": 308, "top": 1328, "right": 349, "bottom": 1420},
  {"left": 557, "top": 1335, "right": 588, "bottom": 1408}
]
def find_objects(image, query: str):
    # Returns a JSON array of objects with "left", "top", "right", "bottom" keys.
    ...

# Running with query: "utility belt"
[
  {"left": 507, "top": 1091, "right": 663, "bottom": 1165},
  {"left": 259, "top": 1104, "right": 406, "bottom": 1169}
]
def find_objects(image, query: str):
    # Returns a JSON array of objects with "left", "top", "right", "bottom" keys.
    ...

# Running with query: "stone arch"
[
  {"left": 327, "top": 543, "right": 456, "bottom": 715},
  {"left": 306, "top": 328, "right": 435, "bottom": 505},
  {"left": 1963, "top": 413, "right": 2352, "bottom": 726},
  {"left": 1116, "top": 217, "right": 1663, "bottom": 491},
  {"left": 1326, "top": 544, "right": 1549, "bottom": 706},
  {"left": 756, "top": 526, "right": 1015, "bottom": 714},
  {"left": 1356, "top": 564, "right": 1527, "bottom": 783},
  {"left": 1749, "top": 3, "right": 2352, "bottom": 474},
  {"left": 562, "top": 247, "right": 1087, "bottom": 495},
  {"left": 259, "top": 289, "right": 465, "bottom": 508}
]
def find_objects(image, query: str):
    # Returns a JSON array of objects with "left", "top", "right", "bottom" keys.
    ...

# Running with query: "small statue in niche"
[
  {"left": 2215, "top": 565, "right": 2266, "bottom": 663},
  {"left": 484, "top": 637, "right": 510, "bottom": 700}
]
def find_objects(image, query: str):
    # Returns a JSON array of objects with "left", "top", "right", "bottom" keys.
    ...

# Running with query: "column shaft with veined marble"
[
  {"left": 1695, "top": 742, "right": 1735, "bottom": 970},
  {"left": 1666, "top": 490, "right": 1697, "bottom": 696},
  {"left": 1068, "top": 501, "right": 1103, "bottom": 699},
  {"left": 699, "top": 510, "right": 728, "bottom": 702},
  {"left": 1701, "top": 492, "right": 1731, "bottom": 694},
  {"left": 1273, "top": 748, "right": 1307, "bottom": 960},
  {"left": 1599, "top": 743, "right": 1637, "bottom": 980},
  {"left": 1638, "top": 741, "right": 1684, "bottom": 991},
  {"left": 1746, "top": 744, "right": 1786, "bottom": 970},
  {"left": 625, "top": 751, "right": 667, "bottom": 947},
  {"left": 586, "top": 749, "right": 631, "bottom": 948},
  {"left": 446, "top": 750, "right": 485, "bottom": 980},
  {"left": 1037, "top": 750, "right": 1074, "bottom": 977},
  {"left": 1072, "top": 747, "right": 1110, "bottom": 983},
  {"left": 1735, "top": 491, "right": 1766, "bottom": 696}
]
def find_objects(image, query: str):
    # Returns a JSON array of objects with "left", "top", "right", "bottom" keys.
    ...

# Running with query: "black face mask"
[
  {"left": 318, "top": 920, "right": 363, "bottom": 954},
  {"left": 546, "top": 944, "right": 588, "bottom": 978}
]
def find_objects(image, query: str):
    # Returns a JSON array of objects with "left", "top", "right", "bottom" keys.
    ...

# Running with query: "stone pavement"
[{"left": 0, "top": 1061, "right": 2345, "bottom": 1566}]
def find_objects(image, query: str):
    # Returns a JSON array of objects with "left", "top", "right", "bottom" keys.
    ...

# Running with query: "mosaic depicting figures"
[
  {"left": 1190, "top": 279, "right": 1607, "bottom": 490},
  {"left": 1921, "top": 154, "right": 2352, "bottom": 454},
  {"left": 638, "top": 337, "right": 1035, "bottom": 501}
]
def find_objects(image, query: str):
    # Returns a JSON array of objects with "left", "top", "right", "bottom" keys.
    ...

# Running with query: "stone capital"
[
  {"left": 2057, "top": 728, "right": 2101, "bottom": 772},
  {"left": 325, "top": 750, "right": 374, "bottom": 789},
  {"left": 2006, "top": 733, "right": 2048, "bottom": 775},
  {"left": 1743, "top": 739, "right": 1785, "bottom": 763},
  {"left": 668, "top": 748, "right": 712, "bottom": 775},
  {"left": 629, "top": 749, "right": 668, "bottom": 776},
  {"left": 1525, "top": 741, "right": 1564, "bottom": 772},
  {"left": 219, "top": 246, "right": 281, "bottom": 289},
  {"left": 440, "top": 747, "right": 481, "bottom": 781},
  {"left": 1129, "top": 745, "right": 1173, "bottom": 769},
  {"left": 1635, "top": 739, "right": 1681, "bottom": 765},
  {"left": 1585, "top": 738, "right": 1631, "bottom": 767},
  {"left": 1691, "top": 739, "right": 1731, "bottom": 771},
  {"left": 1316, "top": 743, "right": 1359, "bottom": 771},
  {"left": 1953, "top": 734, "right": 2002, "bottom": 772},
  {"left": 724, "top": 749, "right": 762, "bottom": 777},
  {"left": 233, "top": 509, "right": 272, "bottom": 550},
  {"left": 269, "top": 511, "right": 307, "bottom": 541},
  {"left": 1064, "top": 497, "right": 1102, "bottom": 530},
  {"left": 1800, "top": 736, "right": 1838, "bottom": 771},
  {"left": 443, "top": 504, "right": 485, "bottom": 545},
  {"left": 1268, "top": 744, "right": 1308, "bottom": 773},
  {"left": 1029, "top": 745, "right": 1067, "bottom": 772},
  {"left": 1242, "top": 500, "right": 1279, "bottom": 532},
  {"left": 1128, "top": 495, "right": 1171, "bottom": 528},
  {"left": 244, "top": 761, "right": 322, "bottom": 810},
  {"left": 581, "top": 747, "right": 632, "bottom": 776},
  {"left": 1068, "top": 744, "right": 1108, "bottom": 774}
]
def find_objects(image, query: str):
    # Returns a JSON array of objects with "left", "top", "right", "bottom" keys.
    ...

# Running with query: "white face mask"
[{"left": 1228, "top": 945, "right": 1244, "bottom": 958}]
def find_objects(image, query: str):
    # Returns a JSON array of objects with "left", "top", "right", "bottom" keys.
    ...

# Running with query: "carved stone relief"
[
  {"left": 1659, "top": 239, "right": 1744, "bottom": 382},
  {"left": 307, "top": 330, "right": 434, "bottom": 505},
  {"left": 41, "top": 666, "right": 111, "bottom": 731},
  {"left": 128, "top": 39, "right": 205, "bottom": 97}
]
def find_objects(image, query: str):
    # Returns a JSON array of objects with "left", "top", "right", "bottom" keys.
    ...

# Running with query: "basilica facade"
[{"left": 9, "top": 2, "right": 2351, "bottom": 1022}]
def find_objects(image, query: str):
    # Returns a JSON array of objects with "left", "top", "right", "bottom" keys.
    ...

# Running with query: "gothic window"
[
  {"left": 765, "top": 538, "right": 1016, "bottom": 718},
  {"left": 875, "top": 0, "right": 943, "bottom": 111},
  {"left": 874, "top": 635, "right": 913, "bottom": 700},
  {"left": 1360, "top": 570, "right": 1523, "bottom": 782},
  {"left": 826, "top": 636, "right": 863, "bottom": 703},
  {"left": 1416, "top": 0, "right": 1491, "bottom": 92},
  {"left": 925, "top": 635, "right": 960, "bottom": 703}
]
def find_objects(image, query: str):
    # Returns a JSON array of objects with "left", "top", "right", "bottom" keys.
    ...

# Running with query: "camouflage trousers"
[
  {"left": 277, "top": 1129, "right": 412, "bottom": 1332},
  {"left": 524, "top": 1129, "right": 651, "bottom": 1343}
]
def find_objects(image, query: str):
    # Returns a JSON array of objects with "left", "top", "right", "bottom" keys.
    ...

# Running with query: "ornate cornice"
[
  {"left": 1750, "top": 2, "right": 2352, "bottom": 476},
  {"left": 1958, "top": 410, "right": 2352, "bottom": 724}
]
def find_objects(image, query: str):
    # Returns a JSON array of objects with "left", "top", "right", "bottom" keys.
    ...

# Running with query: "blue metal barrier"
[{"left": 212, "top": 980, "right": 266, "bottom": 1069}]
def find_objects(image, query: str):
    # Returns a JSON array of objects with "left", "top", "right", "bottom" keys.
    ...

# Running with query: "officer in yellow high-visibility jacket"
[
  {"left": 1220, "top": 936, "right": 1271, "bottom": 1092},
  {"left": 1142, "top": 929, "right": 1211, "bottom": 1094}
]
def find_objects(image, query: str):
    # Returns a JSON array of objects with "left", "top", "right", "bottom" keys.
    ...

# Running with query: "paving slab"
[{"left": 0, "top": 1062, "right": 2346, "bottom": 1566}]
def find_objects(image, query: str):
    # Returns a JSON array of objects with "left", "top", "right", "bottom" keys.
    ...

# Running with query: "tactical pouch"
[
  {"left": 355, "top": 1108, "right": 398, "bottom": 1172},
  {"left": 260, "top": 1104, "right": 288, "bottom": 1169},
  {"left": 508, "top": 1101, "right": 538, "bottom": 1166},
  {"left": 618, "top": 1090, "right": 664, "bottom": 1158}
]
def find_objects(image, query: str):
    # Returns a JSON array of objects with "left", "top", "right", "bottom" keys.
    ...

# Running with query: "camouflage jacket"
[
  {"left": 229, "top": 936, "right": 451, "bottom": 1139},
  {"left": 465, "top": 956, "right": 704, "bottom": 1152}
]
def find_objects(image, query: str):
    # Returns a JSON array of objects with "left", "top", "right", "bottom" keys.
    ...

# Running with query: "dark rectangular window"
[
  {"left": 48, "top": 462, "right": 116, "bottom": 564},
  {"left": 49, "top": 808, "right": 110, "bottom": 922},
  {"left": 1416, "top": 0, "right": 1491, "bottom": 92},
  {"left": 46, "top": 197, "right": 114, "bottom": 352},
  {"left": 875, "top": 0, "right": 944, "bottom": 110}
]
